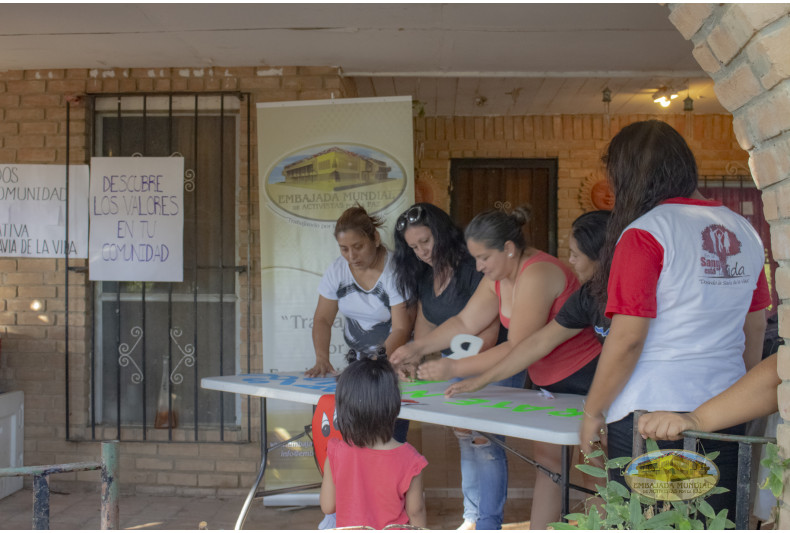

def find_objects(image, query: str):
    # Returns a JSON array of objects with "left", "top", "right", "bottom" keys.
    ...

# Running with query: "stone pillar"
[{"left": 668, "top": 2, "right": 790, "bottom": 526}]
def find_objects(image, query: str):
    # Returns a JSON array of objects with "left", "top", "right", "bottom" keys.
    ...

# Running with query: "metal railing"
[
  {"left": 0, "top": 441, "right": 119, "bottom": 529},
  {"left": 632, "top": 411, "right": 775, "bottom": 530}
]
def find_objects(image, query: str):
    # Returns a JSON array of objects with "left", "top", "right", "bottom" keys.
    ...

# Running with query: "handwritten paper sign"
[
  {"left": 89, "top": 157, "right": 184, "bottom": 281},
  {"left": 0, "top": 164, "right": 89, "bottom": 258}
]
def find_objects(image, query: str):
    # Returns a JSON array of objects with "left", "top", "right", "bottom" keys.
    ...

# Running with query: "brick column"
[{"left": 668, "top": 2, "right": 790, "bottom": 525}]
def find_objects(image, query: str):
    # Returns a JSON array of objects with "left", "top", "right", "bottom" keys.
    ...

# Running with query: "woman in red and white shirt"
[{"left": 581, "top": 119, "right": 770, "bottom": 515}]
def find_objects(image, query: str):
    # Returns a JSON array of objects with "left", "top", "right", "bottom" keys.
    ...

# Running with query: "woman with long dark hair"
[
  {"left": 580, "top": 120, "right": 770, "bottom": 514},
  {"left": 392, "top": 202, "right": 508, "bottom": 531}
]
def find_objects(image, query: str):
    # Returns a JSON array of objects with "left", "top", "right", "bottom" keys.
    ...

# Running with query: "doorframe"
[{"left": 450, "top": 158, "right": 559, "bottom": 256}]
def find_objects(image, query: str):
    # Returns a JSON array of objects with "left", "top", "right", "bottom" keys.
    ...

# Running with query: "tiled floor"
[{"left": 0, "top": 489, "right": 533, "bottom": 530}]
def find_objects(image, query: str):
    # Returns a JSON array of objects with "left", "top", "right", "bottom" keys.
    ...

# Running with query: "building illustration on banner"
[
  {"left": 265, "top": 143, "right": 406, "bottom": 222},
  {"left": 282, "top": 146, "right": 392, "bottom": 189}
]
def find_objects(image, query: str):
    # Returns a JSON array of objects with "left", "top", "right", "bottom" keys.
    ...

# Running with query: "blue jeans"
[{"left": 454, "top": 370, "right": 526, "bottom": 530}]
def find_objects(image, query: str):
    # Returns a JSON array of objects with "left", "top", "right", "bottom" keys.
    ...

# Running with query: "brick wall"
[
  {"left": 668, "top": 2, "right": 790, "bottom": 525},
  {"left": 0, "top": 66, "right": 355, "bottom": 496},
  {"left": 413, "top": 113, "right": 748, "bottom": 261}
]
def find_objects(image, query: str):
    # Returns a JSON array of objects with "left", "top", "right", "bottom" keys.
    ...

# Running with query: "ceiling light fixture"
[{"left": 652, "top": 86, "right": 678, "bottom": 107}]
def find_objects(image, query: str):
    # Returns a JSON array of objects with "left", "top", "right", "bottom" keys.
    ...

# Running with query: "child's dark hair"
[{"left": 335, "top": 358, "right": 401, "bottom": 448}]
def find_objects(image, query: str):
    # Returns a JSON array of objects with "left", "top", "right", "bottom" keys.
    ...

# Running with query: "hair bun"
[{"left": 511, "top": 205, "right": 532, "bottom": 226}]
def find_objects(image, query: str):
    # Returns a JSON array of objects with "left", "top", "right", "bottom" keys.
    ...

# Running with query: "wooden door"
[{"left": 450, "top": 159, "right": 558, "bottom": 255}]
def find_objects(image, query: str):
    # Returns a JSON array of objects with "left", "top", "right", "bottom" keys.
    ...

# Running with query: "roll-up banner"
[{"left": 257, "top": 96, "right": 414, "bottom": 502}]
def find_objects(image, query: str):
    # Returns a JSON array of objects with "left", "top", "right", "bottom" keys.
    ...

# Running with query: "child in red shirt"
[{"left": 320, "top": 357, "right": 428, "bottom": 529}]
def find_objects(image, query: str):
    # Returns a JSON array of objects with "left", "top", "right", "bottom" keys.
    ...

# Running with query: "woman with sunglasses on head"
[
  {"left": 391, "top": 205, "right": 601, "bottom": 530},
  {"left": 580, "top": 120, "right": 769, "bottom": 516},
  {"left": 392, "top": 202, "right": 517, "bottom": 531},
  {"left": 305, "top": 205, "right": 414, "bottom": 385}
]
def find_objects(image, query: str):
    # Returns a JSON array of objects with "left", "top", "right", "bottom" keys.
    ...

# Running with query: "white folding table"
[{"left": 202, "top": 372, "right": 587, "bottom": 529}]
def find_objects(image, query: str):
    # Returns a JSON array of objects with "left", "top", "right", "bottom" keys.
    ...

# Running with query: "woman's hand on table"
[
  {"left": 305, "top": 359, "right": 336, "bottom": 378},
  {"left": 390, "top": 342, "right": 422, "bottom": 366},
  {"left": 579, "top": 411, "right": 606, "bottom": 468},
  {"left": 444, "top": 376, "right": 486, "bottom": 397},
  {"left": 638, "top": 411, "right": 700, "bottom": 441},
  {"left": 416, "top": 358, "right": 457, "bottom": 381}
]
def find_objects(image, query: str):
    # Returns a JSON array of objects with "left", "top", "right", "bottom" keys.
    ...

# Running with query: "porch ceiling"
[{"left": 0, "top": 3, "right": 726, "bottom": 115}]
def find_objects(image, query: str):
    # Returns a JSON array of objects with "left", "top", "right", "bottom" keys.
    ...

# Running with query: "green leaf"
[
  {"left": 705, "top": 486, "right": 730, "bottom": 496},
  {"left": 634, "top": 493, "right": 658, "bottom": 506},
  {"left": 646, "top": 438, "right": 660, "bottom": 453},
  {"left": 678, "top": 517, "right": 692, "bottom": 529},
  {"left": 629, "top": 493, "right": 643, "bottom": 526},
  {"left": 606, "top": 456, "right": 633, "bottom": 469},
  {"left": 671, "top": 500, "right": 689, "bottom": 513},
  {"left": 585, "top": 449, "right": 605, "bottom": 459},
  {"left": 690, "top": 518, "right": 705, "bottom": 530},
  {"left": 766, "top": 474, "right": 783, "bottom": 498},
  {"left": 576, "top": 464, "right": 607, "bottom": 477},
  {"left": 642, "top": 509, "right": 682, "bottom": 529},
  {"left": 696, "top": 499, "right": 716, "bottom": 519},
  {"left": 589, "top": 506, "right": 602, "bottom": 530},
  {"left": 610, "top": 480, "right": 631, "bottom": 499},
  {"left": 705, "top": 450, "right": 720, "bottom": 462},
  {"left": 547, "top": 522, "right": 580, "bottom": 530},
  {"left": 709, "top": 509, "right": 728, "bottom": 530},
  {"left": 563, "top": 513, "right": 588, "bottom": 522}
]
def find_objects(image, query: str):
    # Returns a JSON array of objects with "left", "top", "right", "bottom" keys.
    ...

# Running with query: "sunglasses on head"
[{"left": 396, "top": 205, "right": 425, "bottom": 232}]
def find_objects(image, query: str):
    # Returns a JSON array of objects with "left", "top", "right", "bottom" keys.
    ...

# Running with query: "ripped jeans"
[{"left": 453, "top": 370, "right": 526, "bottom": 530}]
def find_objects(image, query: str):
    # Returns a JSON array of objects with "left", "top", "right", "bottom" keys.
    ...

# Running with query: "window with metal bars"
[{"left": 77, "top": 93, "right": 252, "bottom": 442}]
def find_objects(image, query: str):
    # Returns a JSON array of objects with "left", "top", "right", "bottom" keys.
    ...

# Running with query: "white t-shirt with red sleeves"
[{"left": 605, "top": 198, "right": 770, "bottom": 424}]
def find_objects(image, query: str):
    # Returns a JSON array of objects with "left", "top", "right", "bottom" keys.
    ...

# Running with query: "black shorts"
[{"left": 531, "top": 354, "right": 599, "bottom": 396}]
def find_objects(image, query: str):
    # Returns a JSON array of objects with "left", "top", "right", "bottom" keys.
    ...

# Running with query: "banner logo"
[
  {"left": 265, "top": 143, "right": 406, "bottom": 221},
  {"left": 624, "top": 449, "right": 719, "bottom": 501}
]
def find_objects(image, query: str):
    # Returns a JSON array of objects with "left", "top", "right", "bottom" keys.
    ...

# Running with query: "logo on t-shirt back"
[{"left": 699, "top": 224, "right": 749, "bottom": 284}]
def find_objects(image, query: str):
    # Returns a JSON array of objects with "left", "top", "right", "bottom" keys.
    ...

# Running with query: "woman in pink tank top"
[{"left": 391, "top": 206, "right": 600, "bottom": 529}]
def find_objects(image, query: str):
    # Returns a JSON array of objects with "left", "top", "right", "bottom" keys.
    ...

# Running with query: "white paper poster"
[
  {"left": 0, "top": 164, "right": 89, "bottom": 258},
  {"left": 88, "top": 157, "right": 184, "bottom": 281}
]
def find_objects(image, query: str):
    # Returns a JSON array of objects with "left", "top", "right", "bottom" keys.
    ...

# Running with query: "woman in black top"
[{"left": 392, "top": 203, "right": 519, "bottom": 531}]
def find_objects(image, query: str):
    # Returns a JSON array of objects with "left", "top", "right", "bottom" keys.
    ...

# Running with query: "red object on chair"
[{"left": 312, "top": 394, "right": 342, "bottom": 475}]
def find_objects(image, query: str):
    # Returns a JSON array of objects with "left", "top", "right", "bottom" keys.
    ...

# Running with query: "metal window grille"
[{"left": 65, "top": 93, "right": 253, "bottom": 443}]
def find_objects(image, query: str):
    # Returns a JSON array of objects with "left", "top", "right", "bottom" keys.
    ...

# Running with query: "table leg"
[
  {"left": 561, "top": 445, "right": 570, "bottom": 520},
  {"left": 234, "top": 397, "right": 268, "bottom": 530}
]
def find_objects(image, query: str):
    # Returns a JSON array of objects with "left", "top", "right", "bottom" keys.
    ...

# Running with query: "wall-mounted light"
[
  {"left": 652, "top": 86, "right": 678, "bottom": 108},
  {"left": 602, "top": 87, "right": 612, "bottom": 103},
  {"left": 684, "top": 95, "right": 694, "bottom": 112}
]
